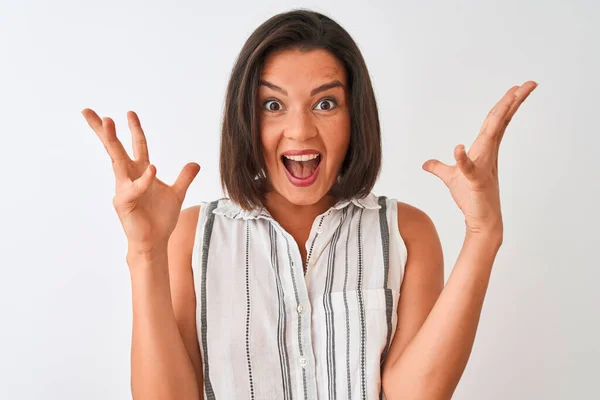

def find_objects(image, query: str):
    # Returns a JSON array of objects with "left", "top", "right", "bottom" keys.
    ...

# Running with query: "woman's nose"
[{"left": 283, "top": 109, "right": 317, "bottom": 141}]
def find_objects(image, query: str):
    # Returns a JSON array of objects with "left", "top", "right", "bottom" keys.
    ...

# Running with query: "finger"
[
  {"left": 81, "top": 108, "right": 131, "bottom": 181},
  {"left": 127, "top": 111, "right": 150, "bottom": 164},
  {"left": 130, "top": 164, "right": 156, "bottom": 199},
  {"left": 81, "top": 108, "right": 104, "bottom": 132},
  {"left": 479, "top": 85, "right": 520, "bottom": 143},
  {"left": 101, "top": 117, "right": 133, "bottom": 181},
  {"left": 454, "top": 144, "right": 476, "bottom": 180},
  {"left": 471, "top": 85, "right": 521, "bottom": 165},
  {"left": 497, "top": 81, "right": 538, "bottom": 145},
  {"left": 172, "top": 162, "right": 201, "bottom": 201},
  {"left": 422, "top": 158, "right": 453, "bottom": 186}
]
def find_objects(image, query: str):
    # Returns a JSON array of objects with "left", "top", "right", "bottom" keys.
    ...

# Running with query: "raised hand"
[
  {"left": 82, "top": 109, "right": 201, "bottom": 255},
  {"left": 422, "top": 81, "right": 538, "bottom": 236}
]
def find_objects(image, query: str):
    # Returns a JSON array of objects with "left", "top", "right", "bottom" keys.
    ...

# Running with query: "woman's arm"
[
  {"left": 382, "top": 81, "right": 537, "bottom": 399},
  {"left": 382, "top": 211, "right": 501, "bottom": 399},
  {"left": 80, "top": 108, "right": 203, "bottom": 399},
  {"left": 380, "top": 202, "right": 444, "bottom": 383},
  {"left": 129, "top": 206, "right": 203, "bottom": 399}
]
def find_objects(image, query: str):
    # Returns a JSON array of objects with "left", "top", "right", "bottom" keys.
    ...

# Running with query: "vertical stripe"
[
  {"left": 281, "top": 233, "right": 308, "bottom": 400},
  {"left": 245, "top": 222, "right": 255, "bottom": 400},
  {"left": 356, "top": 208, "right": 367, "bottom": 400},
  {"left": 302, "top": 370, "right": 308, "bottom": 400},
  {"left": 344, "top": 207, "right": 357, "bottom": 400},
  {"left": 378, "top": 196, "right": 393, "bottom": 400},
  {"left": 324, "top": 208, "right": 348, "bottom": 400},
  {"left": 305, "top": 215, "right": 325, "bottom": 275},
  {"left": 200, "top": 200, "right": 219, "bottom": 400},
  {"left": 269, "top": 224, "right": 293, "bottom": 400}
]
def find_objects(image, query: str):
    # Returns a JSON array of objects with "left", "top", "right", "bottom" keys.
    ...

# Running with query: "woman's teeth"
[{"left": 283, "top": 153, "right": 320, "bottom": 161}]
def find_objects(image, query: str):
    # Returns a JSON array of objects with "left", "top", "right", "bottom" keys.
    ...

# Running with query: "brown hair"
[{"left": 220, "top": 9, "right": 381, "bottom": 210}]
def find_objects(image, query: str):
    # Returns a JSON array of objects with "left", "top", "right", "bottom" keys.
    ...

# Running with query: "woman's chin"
[{"left": 280, "top": 190, "right": 323, "bottom": 206}]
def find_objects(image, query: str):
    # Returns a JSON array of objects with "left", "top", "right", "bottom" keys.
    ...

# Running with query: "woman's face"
[{"left": 258, "top": 48, "right": 351, "bottom": 207}]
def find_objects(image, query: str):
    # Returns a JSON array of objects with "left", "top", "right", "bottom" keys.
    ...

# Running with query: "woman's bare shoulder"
[{"left": 395, "top": 201, "right": 438, "bottom": 242}]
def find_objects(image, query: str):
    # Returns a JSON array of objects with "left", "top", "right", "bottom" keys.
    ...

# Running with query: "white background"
[{"left": 1, "top": 0, "right": 598, "bottom": 399}]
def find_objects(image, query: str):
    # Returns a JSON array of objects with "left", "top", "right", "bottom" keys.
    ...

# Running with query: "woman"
[{"left": 82, "top": 9, "right": 536, "bottom": 400}]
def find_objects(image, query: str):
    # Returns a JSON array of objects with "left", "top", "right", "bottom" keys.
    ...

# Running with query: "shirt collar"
[{"left": 212, "top": 192, "right": 381, "bottom": 220}]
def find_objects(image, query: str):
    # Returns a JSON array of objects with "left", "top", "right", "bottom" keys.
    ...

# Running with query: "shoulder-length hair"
[{"left": 220, "top": 9, "right": 381, "bottom": 210}]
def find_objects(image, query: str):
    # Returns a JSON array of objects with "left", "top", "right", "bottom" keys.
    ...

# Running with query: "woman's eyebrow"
[
  {"left": 258, "top": 79, "right": 345, "bottom": 96},
  {"left": 310, "top": 80, "right": 344, "bottom": 96},
  {"left": 259, "top": 80, "right": 287, "bottom": 95}
]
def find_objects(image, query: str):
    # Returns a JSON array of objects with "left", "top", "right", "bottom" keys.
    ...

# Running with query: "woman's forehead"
[{"left": 260, "top": 48, "right": 347, "bottom": 87}]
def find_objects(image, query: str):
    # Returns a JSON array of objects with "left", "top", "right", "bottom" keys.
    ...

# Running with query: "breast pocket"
[
  {"left": 328, "top": 288, "right": 400, "bottom": 352},
  {"left": 316, "top": 288, "right": 399, "bottom": 345}
]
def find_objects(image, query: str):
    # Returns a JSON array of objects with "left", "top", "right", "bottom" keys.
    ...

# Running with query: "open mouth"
[
  {"left": 281, "top": 153, "right": 322, "bottom": 179},
  {"left": 280, "top": 152, "right": 322, "bottom": 187}
]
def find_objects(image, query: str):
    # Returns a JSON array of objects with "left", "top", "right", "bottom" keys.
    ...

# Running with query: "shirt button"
[
  {"left": 297, "top": 304, "right": 305, "bottom": 314},
  {"left": 299, "top": 356, "right": 307, "bottom": 367},
  {"left": 316, "top": 227, "right": 323, "bottom": 234}
]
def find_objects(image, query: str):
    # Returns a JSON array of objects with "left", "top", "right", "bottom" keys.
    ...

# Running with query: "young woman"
[{"left": 82, "top": 9, "right": 536, "bottom": 400}]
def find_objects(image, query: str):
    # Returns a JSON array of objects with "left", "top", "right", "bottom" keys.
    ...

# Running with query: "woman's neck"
[
  {"left": 263, "top": 191, "right": 337, "bottom": 228},
  {"left": 263, "top": 191, "right": 338, "bottom": 264}
]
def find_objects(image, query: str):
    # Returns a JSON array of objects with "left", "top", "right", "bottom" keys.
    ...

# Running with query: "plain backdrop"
[{"left": 1, "top": 0, "right": 598, "bottom": 399}]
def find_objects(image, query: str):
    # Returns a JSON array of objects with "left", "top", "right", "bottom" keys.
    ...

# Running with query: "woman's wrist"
[
  {"left": 464, "top": 229, "right": 503, "bottom": 256},
  {"left": 126, "top": 244, "right": 169, "bottom": 270}
]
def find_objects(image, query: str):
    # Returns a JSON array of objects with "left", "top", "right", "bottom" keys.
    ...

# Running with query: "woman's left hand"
[{"left": 422, "top": 81, "right": 538, "bottom": 237}]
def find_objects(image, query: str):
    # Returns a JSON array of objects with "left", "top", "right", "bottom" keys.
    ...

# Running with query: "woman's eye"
[
  {"left": 315, "top": 98, "right": 337, "bottom": 111},
  {"left": 264, "top": 100, "right": 283, "bottom": 112}
]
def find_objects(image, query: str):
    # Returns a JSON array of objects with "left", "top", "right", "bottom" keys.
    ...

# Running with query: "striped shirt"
[{"left": 191, "top": 192, "right": 407, "bottom": 399}]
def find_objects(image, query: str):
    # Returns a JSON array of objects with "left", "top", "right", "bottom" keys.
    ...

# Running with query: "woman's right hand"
[{"left": 82, "top": 109, "right": 200, "bottom": 256}]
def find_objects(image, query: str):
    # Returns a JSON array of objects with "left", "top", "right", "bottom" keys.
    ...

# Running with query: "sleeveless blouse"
[{"left": 191, "top": 193, "right": 407, "bottom": 400}]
